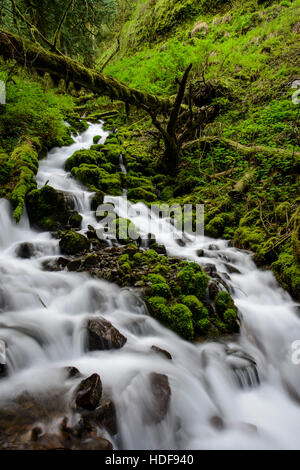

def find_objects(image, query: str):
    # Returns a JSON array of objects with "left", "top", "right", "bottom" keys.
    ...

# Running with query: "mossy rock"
[
  {"left": 59, "top": 230, "right": 90, "bottom": 255},
  {"left": 91, "top": 191, "right": 105, "bottom": 211},
  {"left": 65, "top": 150, "right": 100, "bottom": 172},
  {"left": 272, "top": 251, "right": 300, "bottom": 301},
  {"left": 93, "top": 135, "right": 102, "bottom": 144},
  {"left": 26, "top": 185, "right": 76, "bottom": 231}
]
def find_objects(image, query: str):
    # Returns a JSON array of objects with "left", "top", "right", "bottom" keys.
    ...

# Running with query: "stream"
[{"left": 0, "top": 122, "right": 300, "bottom": 450}]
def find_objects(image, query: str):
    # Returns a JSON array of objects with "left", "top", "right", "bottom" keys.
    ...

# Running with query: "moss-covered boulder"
[
  {"left": 26, "top": 185, "right": 80, "bottom": 231},
  {"left": 65, "top": 149, "right": 100, "bottom": 172},
  {"left": 59, "top": 230, "right": 90, "bottom": 255}
]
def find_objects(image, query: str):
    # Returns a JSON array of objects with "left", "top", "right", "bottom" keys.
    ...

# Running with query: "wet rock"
[
  {"left": 57, "top": 257, "right": 69, "bottom": 268},
  {"left": 83, "top": 254, "right": 100, "bottom": 267},
  {"left": 223, "top": 263, "right": 241, "bottom": 274},
  {"left": 208, "top": 280, "right": 222, "bottom": 300},
  {"left": 176, "top": 239, "right": 186, "bottom": 247},
  {"left": 16, "top": 242, "right": 35, "bottom": 259},
  {"left": 64, "top": 366, "right": 81, "bottom": 379},
  {"left": 67, "top": 259, "right": 82, "bottom": 272},
  {"left": 196, "top": 249, "right": 205, "bottom": 257},
  {"left": 69, "top": 212, "right": 82, "bottom": 230},
  {"left": 80, "top": 437, "right": 113, "bottom": 450},
  {"left": 208, "top": 244, "right": 220, "bottom": 251},
  {"left": 149, "top": 373, "right": 171, "bottom": 423},
  {"left": 210, "top": 415, "right": 225, "bottom": 430},
  {"left": 203, "top": 263, "right": 217, "bottom": 276},
  {"left": 32, "top": 433, "right": 66, "bottom": 450},
  {"left": 151, "top": 345, "right": 172, "bottom": 361},
  {"left": 91, "top": 191, "right": 105, "bottom": 211},
  {"left": 59, "top": 230, "right": 90, "bottom": 255},
  {"left": 95, "top": 399, "right": 117, "bottom": 435},
  {"left": 75, "top": 373, "right": 102, "bottom": 410},
  {"left": 26, "top": 185, "right": 76, "bottom": 231},
  {"left": 86, "top": 318, "right": 127, "bottom": 351}
]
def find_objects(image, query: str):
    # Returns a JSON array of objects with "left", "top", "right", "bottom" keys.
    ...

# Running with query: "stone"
[
  {"left": 86, "top": 318, "right": 127, "bottom": 351},
  {"left": 59, "top": 230, "right": 90, "bottom": 255},
  {"left": 95, "top": 399, "right": 117, "bottom": 435},
  {"left": 75, "top": 374, "right": 102, "bottom": 410},
  {"left": 16, "top": 242, "right": 35, "bottom": 259},
  {"left": 151, "top": 345, "right": 172, "bottom": 361},
  {"left": 67, "top": 259, "right": 82, "bottom": 272},
  {"left": 64, "top": 367, "right": 81, "bottom": 379},
  {"left": 203, "top": 263, "right": 217, "bottom": 276},
  {"left": 149, "top": 373, "right": 171, "bottom": 423}
]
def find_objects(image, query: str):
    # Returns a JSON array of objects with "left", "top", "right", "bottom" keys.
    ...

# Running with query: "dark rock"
[
  {"left": 208, "top": 244, "right": 220, "bottom": 251},
  {"left": 149, "top": 373, "right": 171, "bottom": 423},
  {"left": 223, "top": 263, "right": 241, "bottom": 274},
  {"left": 64, "top": 367, "right": 81, "bottom": 379},
  {"left": 176, "top": 239, "right": 186, "bottom": 247},
  {"left": 67, "top": 259, "right": 82, "bottom": 272},
  {"left": 203, "top": 263, "right": 217, "bottom": 276},
  {"left": 86, "top": 318, "right": 127, "bottom": 351},
  {"left": 151, "top": 345, "right": 172, "bottom": 360},
  {"left": 91, "top": 191, "right": 105, "bottom": 211},
  {"left": 196, "top": 249, "right": 205, "bottom": 257},
  {"left": 57, "top": 257, "right": 69, "bottom": 268},
  {"left": 16, "top": 242, "right": 35, "bottom": 259},
  {"left": 26, "top": 185, "right": 75, "bottom": 231},
  {"left": 210, "top": 415, "right": 225, "bottom": 430},
  {"left": 208, "top": 280, "right": 223, "bottom": 300},
  {"left": 75, "top": 373, "right": 102, "bottom": 410},
  {"left": 69, "top": 212, "right": 82, "bottom": 230},
  {"left": 95, "top": 399, "right": 117, "bottom": 435},
  {"left": 83, "top": 254, "right": 100, "bottom": 267},
  {"left": 59, "top": 230, "right": 90, "bottom": 255}
]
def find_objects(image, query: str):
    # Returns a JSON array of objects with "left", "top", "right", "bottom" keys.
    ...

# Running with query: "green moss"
[
  {"left": 59, "top": 230, "right": 90, "bottom": 255},
  {"left": 65, "top": 149, "right": 100, "bottom": 172},
  {"left": 150, "top": 283, "right": 171, "bottom": 299},
  {"left": 169, "top": 303, "right": 194, "bottom": 341},
  {"left": 181, "top": 295, "right": 208, "bottom": 322},
  {"left": 26, "top": 185, "right": 77, "bottom": 231},
  {"left": 177, "top": 263, "right": 209, "bottom": 299},
  {"left": 272, "top": 251, "right": 300, "bottom": 301},
  {"left": 93, "top": 135, "right": 101, "bottom": 144}
]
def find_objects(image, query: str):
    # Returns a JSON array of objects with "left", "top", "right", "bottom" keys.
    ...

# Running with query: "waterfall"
[{"left": 0, "top": 122, "right": 299, "bottom": 450}]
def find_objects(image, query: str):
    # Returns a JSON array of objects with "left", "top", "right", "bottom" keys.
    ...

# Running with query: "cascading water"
[{"left": 0, "top": 122, "right": 300, "bottom": 450}]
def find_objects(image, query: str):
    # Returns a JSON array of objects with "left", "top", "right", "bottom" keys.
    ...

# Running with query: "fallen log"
[
  {"left": 183, "top": 136, "right": 300, "bottom": 159},
  {"left": 0, "top": 30, "right": 172, "bottom": 115}
]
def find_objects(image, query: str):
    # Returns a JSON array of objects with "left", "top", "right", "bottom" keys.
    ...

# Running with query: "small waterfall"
[{"left": 0, "top": 121, "right": 300, "bottom": 450}]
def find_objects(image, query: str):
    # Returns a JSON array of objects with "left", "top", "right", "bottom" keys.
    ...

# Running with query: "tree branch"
[{"left": 52, "top": 0, "right": 74, "bottom": 52}]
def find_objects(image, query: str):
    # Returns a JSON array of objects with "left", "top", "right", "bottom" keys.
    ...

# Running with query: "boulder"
[
  {"left": 75, "top": 374, "right": 102, "bottom": 410},
  {"left": 16, "top": 242, "right": 35, "bottom": 259},
  {"left": 149, "top": 373, "right": 171, "bottom": 423},
  {"left": 59, "top": 230, "right": 90, "bottom": 255},
  {"left": 26, "top": 185, "right": 78, "bottom": 231},
  {"left": 86, "top": 318, "right": 127, "bottom": 351},
  {"left": 95, "top": 399, "right": 117, "bottom": 435}
]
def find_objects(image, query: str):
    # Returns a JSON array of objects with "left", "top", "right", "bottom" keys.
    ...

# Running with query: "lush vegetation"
[{"left": 0, "top": 0, "right": 299, "bottom": 308}]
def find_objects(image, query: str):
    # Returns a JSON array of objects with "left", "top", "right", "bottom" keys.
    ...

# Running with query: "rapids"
[{"left": 0, "top": 122, "right": 299, "bottom": 450}]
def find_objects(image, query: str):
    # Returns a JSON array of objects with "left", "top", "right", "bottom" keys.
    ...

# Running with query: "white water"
[{"left": 0, "top": 122, "right": 300, "bottom": 449}]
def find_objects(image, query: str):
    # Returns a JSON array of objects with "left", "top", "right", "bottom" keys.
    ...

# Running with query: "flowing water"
[{"left": 0, "top": 122, "right": 300, "bottom": 450}]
